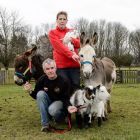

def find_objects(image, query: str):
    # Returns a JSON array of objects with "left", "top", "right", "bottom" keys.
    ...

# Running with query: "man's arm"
[{"left": 23, "top": 76, "right": 44, "bottom": 99}]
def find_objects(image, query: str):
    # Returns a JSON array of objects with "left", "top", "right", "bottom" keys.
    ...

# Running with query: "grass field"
[{"left": 0, "top": 84, "right": 140, "bottom": 140}]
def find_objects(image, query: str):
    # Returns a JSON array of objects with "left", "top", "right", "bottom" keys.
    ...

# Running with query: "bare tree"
[
  {"left": 72, "top": 18, "right": 89, "bottom": 34},
  {"left": 112, "top": 22, "right": 129, "bottom": 56},
  {"left": 103, "top": 22, "right": 114, "bottom": 57},
  {"left": 0, "top": 7, "right": 28, "bottom": 69},
  {"left": 129, "top": 29, "right": 140, "bottom": 64},
  {"left": 97, "top": 20, "right": 106, "bottom": 57},
  {"left": 89, "top": 20, "right": 98, "bottom": 36},
  {"left": 33, "top": 23, "right": 55, "bottom": 59},
  {"left": 37, "top": 34, "right": 52, "bottom": 59},
  {"left": 34, "top": 23, "right": 55, "bottom": 43}
]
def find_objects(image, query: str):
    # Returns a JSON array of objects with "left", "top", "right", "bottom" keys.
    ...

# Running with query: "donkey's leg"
[
  {"left": 107, "top": 88, "right": 112, "bottom": 113},
  {"left": 107, "top": 100, "right": 112, "bottom": 113}
]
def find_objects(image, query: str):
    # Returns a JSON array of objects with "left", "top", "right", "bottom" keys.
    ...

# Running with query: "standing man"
[
  {"left": 48, "top": 11, "right": 80, "bottom": 96},
  {"left": 24, "top": 58, "right": 77, "bottom": 132}
]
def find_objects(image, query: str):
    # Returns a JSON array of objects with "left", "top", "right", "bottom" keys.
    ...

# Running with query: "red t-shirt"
[{"left": 48, "top": 26, "right": 80, "bottom": 68}]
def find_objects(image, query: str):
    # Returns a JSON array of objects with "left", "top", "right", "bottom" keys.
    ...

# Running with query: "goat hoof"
[
  {"left": 102, "top": 117, "right": 107, "bottom": 121},
  {"left": 98, "top": 117, "right": 102, "bottom": 127},
  {"left": 88, "top": 123, "right": 91, "bottom": 127},
  {"left": 98, "top": 122, "right": 101, "bottom": 127},
  {"left": 84, "top": 124, "right": 89, "bottom": 129}
]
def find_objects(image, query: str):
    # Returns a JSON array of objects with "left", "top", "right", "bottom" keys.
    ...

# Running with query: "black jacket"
[{"left": 30, "top": 74, "right": 71, "bottom": 108}]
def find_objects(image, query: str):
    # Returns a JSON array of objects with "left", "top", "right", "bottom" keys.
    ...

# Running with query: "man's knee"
[
  {"left": 36, "top": 91, "right": 46, "bottom": 100},
  {"left": 48, "top": 101, "right": 63, "bottom": 116}
]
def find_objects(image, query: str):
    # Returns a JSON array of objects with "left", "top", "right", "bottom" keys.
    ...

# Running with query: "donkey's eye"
[
  {"left": 19, "top": 66, "right": 23, "bottom": 70},
  {"left": 93, "top": 55, "right": 96, "bottom": 58},
  {"left": 80, "top": 54, "right": 84, "bottom": 57}
]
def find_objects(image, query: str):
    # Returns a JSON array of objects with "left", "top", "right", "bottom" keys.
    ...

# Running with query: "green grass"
[{"left": 0, "top": 84, "right": 140, "bottom": 140}]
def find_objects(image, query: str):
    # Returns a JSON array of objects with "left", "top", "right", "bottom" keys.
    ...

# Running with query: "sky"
[{"left": 0, "top": 0, "right": 140, "bottom": 31}]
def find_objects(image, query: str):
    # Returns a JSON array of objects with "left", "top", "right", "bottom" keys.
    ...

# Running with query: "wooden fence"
[
  {"left": 0, "top": 69, "right": 140, "bottom": 85},
  {"left": 0, "top": 70, "right": 15, "bottom": 85},
  {"left": 116, "top": 70, "right": 140, "bottom": 84}
]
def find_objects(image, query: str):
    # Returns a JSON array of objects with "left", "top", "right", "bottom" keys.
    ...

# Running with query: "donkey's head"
[
  {"left": 79, "top": 32, "right": 98, "bottom": 78},
  {"left": 80, "top": 32, "right": 98, "bottom": 48},
  {"left": 14, "top": 45, "right": 40, "bottom": 86}
]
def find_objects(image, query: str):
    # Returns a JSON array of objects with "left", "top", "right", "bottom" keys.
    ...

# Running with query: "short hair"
[
  {"left": 56, "top": 11, "right": 68, "bottom": 20},
  {"left": 42, "top": 58, "right": 56, "bottom": 71}
]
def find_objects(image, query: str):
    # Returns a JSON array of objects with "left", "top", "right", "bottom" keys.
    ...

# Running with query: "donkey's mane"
[{"left": 31, "top": 54, "right": 45, "bottom": 79}]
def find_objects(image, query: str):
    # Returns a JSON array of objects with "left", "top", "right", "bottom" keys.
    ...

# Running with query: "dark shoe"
[{"left": 41, "top": 125, "right": 50, "bottom": 132}]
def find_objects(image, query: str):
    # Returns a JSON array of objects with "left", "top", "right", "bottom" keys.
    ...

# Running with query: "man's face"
[
  {"left": 44, "top": 62, "right": 57, "bottom": 79},
  {"left": 57, "top": 14, "right": 68, "bottom": 29}
]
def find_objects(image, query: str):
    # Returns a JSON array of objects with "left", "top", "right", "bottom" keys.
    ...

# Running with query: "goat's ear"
[
  {"left": 92, "top": 88, "right": 96, "bottom": 94},
  {"left": 85, "top": 87, "right": 91, "bottom": 94},
  {"left": 84, "top": 87, "right": 89, "bottom": 91},
  {"left": 96, "top": 85, "right": 101, "bottom": 89}
]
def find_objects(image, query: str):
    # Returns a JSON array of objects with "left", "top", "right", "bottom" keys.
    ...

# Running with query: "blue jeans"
[
  {"left": 57, "top": 68, "right": 80, "bottom": 95},
  {"left": 36, "top": 90, "right": 66, "bottom": 126}
]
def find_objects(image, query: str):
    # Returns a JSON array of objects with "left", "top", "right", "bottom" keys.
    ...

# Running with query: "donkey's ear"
[
  {"left": 93, "top": 57, "right": 97, "bottom": 64},
  {"left": 24, "top": 50, "right": 32, "bottom": 57},
  {"left": 31, "top": 44, "right": 37, "bottom": 51},
  {"left": 80, "top": 32, "right": 86, "bottom": 45},
  {"left": 24, "top": 44, "right": 37, "bottom": 57},
  {"left": 30, "top": 44, "right": 37, "bottom": 54},
  {"left": 91, "top": 32, "right": 98, "bottom": 45},
  {"left": 81, "top": 32, "right": 85, "bottom": 38}
]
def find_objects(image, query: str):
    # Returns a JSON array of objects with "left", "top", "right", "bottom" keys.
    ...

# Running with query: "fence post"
[
  {"left": 116, "top": 70, "right": 123, "bottom": 83},
  {"left": 0, "top": 70, "right": 5, "bottom": 84},
  {"left": 136, "top": 71, "right": 140, "bottom": 83}
]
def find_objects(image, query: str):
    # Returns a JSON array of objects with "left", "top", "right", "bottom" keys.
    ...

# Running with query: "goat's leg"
[
  {"left": 102, "top": 104, "right": 107, "bottom": 121},
  {"left": 84, "top": 114, "right": 90, "bottom": 129},
  {"left": 97, "top": 117, "right": 102, "bottom": 127},
  {"left": 88, "top": 114, "right": 92, "bottom": 124},
  {"left": 97, "top": 102, "right": 104, "bottom": 127}
]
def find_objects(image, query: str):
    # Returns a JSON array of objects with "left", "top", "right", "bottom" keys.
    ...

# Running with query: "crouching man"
[{"left": 24, "top": 58, "right": 77, "bottom": 132}]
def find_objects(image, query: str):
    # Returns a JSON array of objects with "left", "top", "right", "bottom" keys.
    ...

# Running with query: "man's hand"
[
  {"left": 23, "top": 82, "right": 32, "bottom": 93},
  {"left": 68, "top": 106, "right": 77, "bottom": 113}
]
